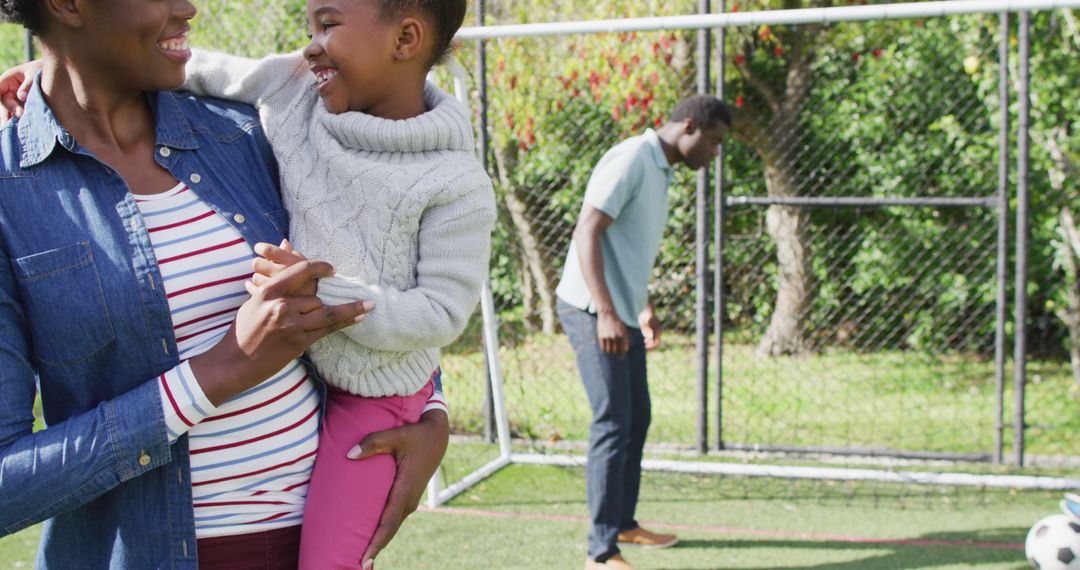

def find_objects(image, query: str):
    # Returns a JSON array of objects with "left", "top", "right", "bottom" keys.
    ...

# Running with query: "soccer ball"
[{"left": 1026, "top": 514, "right": 1080, "bottom": 569}]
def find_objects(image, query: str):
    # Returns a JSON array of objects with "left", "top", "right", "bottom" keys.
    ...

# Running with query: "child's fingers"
[
  {"left": 259, "top": 259, "right": 334, "bottom": 298},
  {"left": 252, "top": 257, "right": 288, "bottom": 278},
  {"left": 1, "top": 92, "right": 18, "bottom": 123},
  {"left": 17, "top": 72, "right": 33, "bottom": 101},
  {"left": 254, "top": 241, "right": 309, "bottom": 267}
]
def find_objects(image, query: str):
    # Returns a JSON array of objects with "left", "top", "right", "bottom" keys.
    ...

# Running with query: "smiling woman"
[{"left": 0, "top": 0, "right": 449, "bottom": 569}]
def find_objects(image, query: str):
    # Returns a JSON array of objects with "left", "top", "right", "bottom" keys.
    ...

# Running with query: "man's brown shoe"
[
  {"left": 584, "top": 554, "right": 635, "bottom": 569},
  {"left": 617, "top": 526, "right": 679, "bottom": 549}
]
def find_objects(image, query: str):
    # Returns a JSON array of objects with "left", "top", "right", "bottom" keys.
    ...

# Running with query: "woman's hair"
[
  {"left": 381, "top": 0, "right": 467, "bottom": 67},
  {"left": 0, "top": 0, "right": 44, "bottom": 35}
]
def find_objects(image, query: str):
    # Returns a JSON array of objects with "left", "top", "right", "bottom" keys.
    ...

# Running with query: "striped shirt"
[
  {"left": 144, "top": 183, "right": 448, "bottom": 538},
  {"left": 143, "top": 182, "right": 316, "bottom": 538}
]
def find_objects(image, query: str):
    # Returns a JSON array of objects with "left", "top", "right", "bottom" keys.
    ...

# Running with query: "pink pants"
[{"left": 298, "top": 379, "right": 435, "bottom": 569}]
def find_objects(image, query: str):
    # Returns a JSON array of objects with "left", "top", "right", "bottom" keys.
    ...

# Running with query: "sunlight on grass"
[{"left": 440, "top": 329, "right": 1078, "bottom": 459}]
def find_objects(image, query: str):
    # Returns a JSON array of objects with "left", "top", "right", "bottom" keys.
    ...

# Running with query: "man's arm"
[{"left": 573, "top": 205, "right": 629, "bottom": 357}]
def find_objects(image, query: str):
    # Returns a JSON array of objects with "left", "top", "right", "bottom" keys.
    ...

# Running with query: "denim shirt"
[{"left": 0, "top": 82, "right": 287, "bottom": 568}]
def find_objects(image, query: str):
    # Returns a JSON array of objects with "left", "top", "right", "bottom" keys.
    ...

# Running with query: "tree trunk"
[
  {"left": 493, "top": 143, "right": 559, "bottom": 334},
  {"left": 1058, "top": 209, "right": 1080, "bottom": 386},
  {"left": 756, "top": 160, "right": 814, "bottom": 357},
  {"left": 1042, "top": 132, "right": 1080, "bottom": 385},
  {"left": 517, "top": 243, "right": 538, "bottom": 331},
  {"left": 729, "top": 23, "right": 821, "bottom": 358}
]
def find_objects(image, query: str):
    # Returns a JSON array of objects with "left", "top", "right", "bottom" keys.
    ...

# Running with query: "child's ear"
[{"left": 394, "top": 17, "right": 426, "bottom": 61}]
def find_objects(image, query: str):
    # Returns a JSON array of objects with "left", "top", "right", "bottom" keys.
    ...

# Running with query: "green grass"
[
  {"left": 0, "top": 526, "right": 37, "bottom": 569},
  {"left": 354, "top": 465, "right": 1060, "bottom": 569},
  {"left": 5, "top": 325, "right": 1074, "bottom": 568},
  {"left": 378, "top": 464, "right": 1062, "bottom": 569},
  {"left": 439, "top": 329, "right": 1080, "bottom": 460},
  {"left": 1, "top": 465, "right": 1059, "bottom": 568}
]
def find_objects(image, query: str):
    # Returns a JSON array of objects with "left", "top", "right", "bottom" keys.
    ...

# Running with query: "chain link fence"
[
  {"left": 434, "top": 2, "right": 1080, "bottom": 492},
  {"left": 2, "top": 1, "right": 1076, "bottom": 494}
]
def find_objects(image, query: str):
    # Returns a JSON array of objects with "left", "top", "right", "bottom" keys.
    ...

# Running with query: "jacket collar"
[{"left": 18, "top": 74, "right": 199, "bottom": 169}]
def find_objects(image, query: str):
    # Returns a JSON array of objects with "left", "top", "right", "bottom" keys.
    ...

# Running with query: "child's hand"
[
  {"left": 0, "top": 60, "right": 42, "bottom": 122},
  {"left": 252, "top": 240, "right": 316, "bottom": 295}
]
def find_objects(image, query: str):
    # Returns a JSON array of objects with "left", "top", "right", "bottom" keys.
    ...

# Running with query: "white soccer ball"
[{"left": 1026, "top": 514, "right": 1080, "bottom": 570}]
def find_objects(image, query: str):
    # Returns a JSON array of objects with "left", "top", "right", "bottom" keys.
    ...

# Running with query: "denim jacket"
[{"left": 0, "top": 82, "right": 287, "bottom": 568}]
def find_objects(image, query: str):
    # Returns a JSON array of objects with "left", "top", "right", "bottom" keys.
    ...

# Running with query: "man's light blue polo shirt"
[{"left": 556, "top": 129, "right": 675, "bottom": 327}]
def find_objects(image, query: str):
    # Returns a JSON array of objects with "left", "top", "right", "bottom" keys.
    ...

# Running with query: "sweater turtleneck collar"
[{"left": 319, "top": 82, "right": 475, "bottom": 154}]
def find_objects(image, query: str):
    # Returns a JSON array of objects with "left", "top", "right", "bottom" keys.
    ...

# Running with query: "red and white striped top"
[
  {"left": 143, "top": 183, "right": 447, "bottom": 538},
  {"left": 143, "top": 182, "right": 316, "bottom": 538}
]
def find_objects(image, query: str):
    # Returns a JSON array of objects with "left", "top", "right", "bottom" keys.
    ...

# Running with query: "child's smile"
[{"left": 311, "top": 65, "right": 339, "bottom": 94}]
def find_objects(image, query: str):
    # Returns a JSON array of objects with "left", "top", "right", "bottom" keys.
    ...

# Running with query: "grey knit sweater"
[{"left": 183, "top": 51, "right": 496, "bottom": 397}]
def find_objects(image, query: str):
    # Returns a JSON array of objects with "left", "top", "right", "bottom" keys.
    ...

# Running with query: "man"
[{"left": 556, "top": 95, "right": 732, "bottom": 570}]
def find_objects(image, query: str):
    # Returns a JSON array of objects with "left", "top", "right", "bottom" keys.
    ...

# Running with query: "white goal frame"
[{"left": 427, "top": 0, "right": 1080, "bottom": 508}]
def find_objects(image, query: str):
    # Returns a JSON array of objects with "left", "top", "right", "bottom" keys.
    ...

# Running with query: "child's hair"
[
  {"left": 0, "top": 0, "right": 44, "bottom": 35},
  {"left": 380, "top": 0, "right": 466, "bottom": 67}
]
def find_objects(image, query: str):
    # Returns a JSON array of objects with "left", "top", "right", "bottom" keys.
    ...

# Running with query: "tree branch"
[
  {"left": 737, "top": 62, "right": 782, "bottom": 114},
  {"left": 780, "top": 23, "right": 822, "bottom": 119},
  {"left": 733, "top": 30, "right": 782, "bottom": 114},
  {"left": 1062, "top": 209, "right": 1080, "bottom": 262},
  {"left": 1043, "top": 125, "right": 1079, "bottom": 179},
  {"left": 730, "top": 108, "right": 782, "bottom": 167},
  {"left": 1061, "top": 8, "right": 1080, "bottom": 51}
]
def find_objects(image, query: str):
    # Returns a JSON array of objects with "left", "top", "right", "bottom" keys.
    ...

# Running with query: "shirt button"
[
  {"left": 190, "top": 173, "right": 202, "bottom": 184},
  {"left": 159, "top": 146, "right": 171, "bottom": 157},
  {"left": 233, "top": 213, "right": 246, "bottom": 224},
  {"left": 138, "top": 452, "right": 151, "bottom": 466}
]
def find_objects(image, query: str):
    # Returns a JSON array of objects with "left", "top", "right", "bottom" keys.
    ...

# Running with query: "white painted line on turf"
[{"left": 508, "top": 453, "right": 1080, "bottom": 491}]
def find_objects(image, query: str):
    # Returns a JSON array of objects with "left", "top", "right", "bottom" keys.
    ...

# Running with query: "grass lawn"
[
  {"left": 4, "top": 326, "right": 1074, "bottom": 568},
  {"left": 383, "top": 464, "right": 1059, "bottom": 569},
  {"left": 2, "top": 465, "right": 1061, "bottom": 569},
  {"left": 439, "top": 329, "right": 1079, "bottom": 460}
]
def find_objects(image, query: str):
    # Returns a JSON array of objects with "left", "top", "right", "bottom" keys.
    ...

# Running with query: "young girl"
[{"left": 180, "top": 0, "right": 494, "bottom": 567}]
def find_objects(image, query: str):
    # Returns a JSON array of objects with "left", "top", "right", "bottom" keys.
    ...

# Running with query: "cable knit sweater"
[{"left": 183, "top": 51, "right": 496, "bottom": 397}]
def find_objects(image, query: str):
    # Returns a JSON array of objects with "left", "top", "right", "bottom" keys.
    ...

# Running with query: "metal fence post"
[
  {"left": 713, "top": 1, "right": 726, "bottom": 452},
  {"left": 476, "top": 0, "right": 497, "bottom": 444},
  {"left": 25, "top": 29, "right": 34, "bottom": 63},
  {"left": 1013, "top": 10, "right": 1031, "bottom": 467},
  {"left": 993, "top": 11, "right": 1009, "bottom": 466},
  {"left": 695, "top": 0, "right": 712, "bottom": 455}
]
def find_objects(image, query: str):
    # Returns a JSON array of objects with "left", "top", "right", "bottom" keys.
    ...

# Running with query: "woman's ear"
[
  {"left": 43, "top": 0, "right": 85, "bottom": 29},
  {"left": 393, "top": 17, "right": 426, "bottom": 61}
]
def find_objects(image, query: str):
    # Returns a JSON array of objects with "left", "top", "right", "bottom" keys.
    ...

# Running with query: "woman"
[{"left": 0, "top": 0, "right": 449, "bottom": 567}]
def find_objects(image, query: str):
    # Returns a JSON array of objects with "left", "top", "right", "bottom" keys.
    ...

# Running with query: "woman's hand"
[
  {"left": 350, "top": 409, "right": 450, "bottom": 570},
  {"left": 0, "top": 60, "right": 43, "bottom": 122},
  {"left": 190, "top": 258, "right": 371, "bottom": 405}
]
